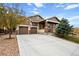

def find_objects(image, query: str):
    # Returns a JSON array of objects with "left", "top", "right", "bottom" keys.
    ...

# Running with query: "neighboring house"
[{"left": 18, "top": 15, "right": 60, "bottom": 34}]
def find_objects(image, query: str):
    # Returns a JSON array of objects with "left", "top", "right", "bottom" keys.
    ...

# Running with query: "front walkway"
[{"left": 17, "top": 34, "right": 79, "bottom": 56}]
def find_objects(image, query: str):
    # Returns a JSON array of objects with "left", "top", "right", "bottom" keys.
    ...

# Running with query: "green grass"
[{"left": 62, "top": 35, "right": 79, "bottom": 44}]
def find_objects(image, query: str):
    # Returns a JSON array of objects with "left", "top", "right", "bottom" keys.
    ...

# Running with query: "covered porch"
[
  {"left": 37, "top": 20, "right": 46, "bottom": 33},
  {"left": 45, "top": 21, "right": 59, "bottom": 33},
  {"left": 38, "top": 20, "right": 59, "bottom": 33}
]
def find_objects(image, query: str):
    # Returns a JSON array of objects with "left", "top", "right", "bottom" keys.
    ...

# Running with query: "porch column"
[
  {"left": 45, "top": 21, "right": 48, "bottom": 33},
  {"left": 37, "top": 23, "right": 39, "bottom": 33},
  {"left": 38, "top": 23, "right": 39, "bottom": 29},
  {"left": 52, "top": 24, "right": 56, "bottom": 33},
  {"left": 29, "top": 18, "right": 32, "bottom": 34}
]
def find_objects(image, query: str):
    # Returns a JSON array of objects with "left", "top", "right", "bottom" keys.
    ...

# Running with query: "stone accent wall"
[
  {"left": 44, "top": 27, "right": 48, "bottom": 33},
  {"left": 45, "top": 27, "right": 53, "bottom": 33}
]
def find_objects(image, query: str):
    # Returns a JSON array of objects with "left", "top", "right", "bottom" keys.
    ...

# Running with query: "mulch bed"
[{"left": 0, "top": 34, "right": 19, "bottom": 56}]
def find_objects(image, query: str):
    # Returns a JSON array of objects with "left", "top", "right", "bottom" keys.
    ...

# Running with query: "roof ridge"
[{"left": 28, "top": 15, "right": 44, "bottom": 20}]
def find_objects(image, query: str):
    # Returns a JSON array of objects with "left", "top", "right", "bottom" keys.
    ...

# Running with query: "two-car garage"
[{"left": 19, "top": 25, "right": 37, "bottom": 34}]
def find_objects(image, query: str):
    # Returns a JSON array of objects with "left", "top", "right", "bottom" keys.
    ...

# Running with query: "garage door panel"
[
  {"left": 30, "top": 27, "right": 37, "bottom": 34},
  {"left": 19, "top": 26, "right": 28, "bottom": 34}
]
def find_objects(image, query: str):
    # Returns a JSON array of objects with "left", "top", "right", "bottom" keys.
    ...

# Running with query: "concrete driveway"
[{"left": 17, "top": 34, "right": 79, "bottom": 56}]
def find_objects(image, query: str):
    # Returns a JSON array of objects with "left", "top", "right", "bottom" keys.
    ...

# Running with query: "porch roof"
[
  {"left": 46, "top": 20, "right": 60, "bottom": 23},
  {"left": 46, "top": 16, "right": 60, "bottom": 24}
]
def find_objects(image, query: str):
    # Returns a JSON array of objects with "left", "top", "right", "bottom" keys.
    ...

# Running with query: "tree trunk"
[
  {"left": 8, "top": 29, "right": 12, "bottom": 39},
  {"left": 9, "top": 33, "right": 11, "bottom": 39}
]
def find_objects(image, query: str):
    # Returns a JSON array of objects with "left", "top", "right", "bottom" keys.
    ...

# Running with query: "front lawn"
[{"left": 62, "top": 35, "right": 79, "bottom": 44}]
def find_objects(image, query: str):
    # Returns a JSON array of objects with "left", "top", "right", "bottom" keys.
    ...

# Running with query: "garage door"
[
  {"left": 30, "top": 27, "right": 37, "bottom": 34},
  {"left": 19, "top": 26, "right": 28, "bottom": 34}
]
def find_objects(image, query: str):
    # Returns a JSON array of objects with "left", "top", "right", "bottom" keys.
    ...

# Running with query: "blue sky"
[{"left": 4, "top": 3, "right": 79, "bottom": 27}]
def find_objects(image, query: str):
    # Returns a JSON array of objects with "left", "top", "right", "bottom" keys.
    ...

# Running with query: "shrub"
[{"left": 55, "top": 18, "right": 73, "bottom": 37}]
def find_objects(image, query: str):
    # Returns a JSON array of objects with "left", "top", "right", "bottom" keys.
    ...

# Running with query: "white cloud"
[
  {"left": 64, "top": 4, "right": 79, "bottom": 10},
  {"left": 31, "top": 10, "right": 39, "bottom": 14},
  {"left": 68, "top": 16, "right": 79, "bottom": 20},
  {"left": 56, "top": 5, "right": 64, "bottom": 8},
  {"left": 56, "top": 5, "right": 60, "bottom": 7},
  {"left": 67, "top": 16, "right": 79, "bottom": 27},
  {"left": 27, "top": 3, "right": 39, "bottom": 14},
  {"left": 43, "top": 16, "right": 49, "bottom": 19},
  {"left": 32, "top": 8, "right": 39, "bottom": 14},
  {"left": 56, "top": 3, "right": 66, "bottom": 8},
  {"left": 27, "top": 3, "right": 32, "bottom": 6},
  {"left": 33, "top": 3, "right": 44, "bottom": 8},
  {"left": 33, "top": 8, "right": 38, "bottom": 11},
  {"left": 27, "top": 3, "right": 44, "bottom": 8},
  {"left": 56, "top": 4, "right": 79, "bottom": 10}
]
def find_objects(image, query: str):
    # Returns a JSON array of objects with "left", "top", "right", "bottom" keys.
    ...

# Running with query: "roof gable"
[
  {"left": 28, "top": 15, "right": 44, "bottom": 23},
  {"left": 46, "top": 16, "right": 60, "bottom": 23}
]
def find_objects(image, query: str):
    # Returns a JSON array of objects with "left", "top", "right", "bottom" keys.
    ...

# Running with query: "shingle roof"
[
  {"left": 28, "top": 15, "right": 45, "bottom": 23},
  {"left": 46, "top": 16, "right": 60, "bottom": 23}
]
